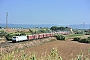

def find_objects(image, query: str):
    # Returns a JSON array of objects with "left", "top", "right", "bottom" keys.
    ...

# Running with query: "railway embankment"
[
  {"left": 0, "top": 37, "right": 6, "bottom": 44},
  {"left": 0, "top": 37, "right": 56, "bottom": 55}
]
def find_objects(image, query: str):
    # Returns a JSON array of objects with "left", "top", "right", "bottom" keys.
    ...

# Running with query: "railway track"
[
  {"left": 0, "top": 40, "right": 27, "bottom": 48},
  {"left": 0, "top": 37, "right": 56, "bottom": 55},
  {"left": 0, "top": 40, "right": 32, "bottom": 54},
  {"left": 0, "top": 40, "right": 31, "bottom": 48},
  {"left": 0, "top": 37, "right": 54, "bottom": 48},
  {"left": 0, "top": 41, "right": 16, "bottom": 48}
]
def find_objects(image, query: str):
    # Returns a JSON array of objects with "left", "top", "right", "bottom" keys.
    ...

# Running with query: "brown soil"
[
  {"left": 0, "top": 37, "right": 56, "bottom": 54},
  {"left": 24, "top": 40, "right": 90, "bottom": 60},
  {"left": 0, "top": 35, "right": 90, "bottom": 60}
]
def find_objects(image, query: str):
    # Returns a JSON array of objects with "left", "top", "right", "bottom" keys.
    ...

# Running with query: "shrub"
[
  {"left": 0, "top": 30, "right": 7, "bottom": 37},
  {"left": 55, "top": 34, "right": 65, "bottom": 40},
  {"left": 73, "top": 37, "right": 90, "bottom": 43},
  {"left": 88, "top": 37, "right": 90, "bottom": 40},
  {"left": 75, "top": 31, "right": 83, "bottom": 34},
  {"left": 5, "top": 33, "right": 14, "bottom": 41},
  {"left": 21, "top": 32, "right": 26, "bottom": 35},
  {"left": 73, "top": 37, "right": 81, "bottom": 41},
  {"left": 87, "top": 37, "right": 90, "bottom": 43},
  {"left": 78, "top": 38, "right": 89, "bottom": 43},
  {"left": 85, "top": 32, "right": 90, "bottom": 35}
]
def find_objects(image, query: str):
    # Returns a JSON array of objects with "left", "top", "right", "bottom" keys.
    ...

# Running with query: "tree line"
[{"left": 50, "top": 26, "right": 70, "bottom": 31}]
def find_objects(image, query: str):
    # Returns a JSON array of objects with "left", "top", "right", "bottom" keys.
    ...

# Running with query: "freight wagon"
[
  {"left": 43, "top": 33, "right": 47, "bottom": 38},
  {"left": 34, "top": 34, "right": 39, "bottom": 39},
  {"left": 27, "top": 35, "right": 34, "bottom": 40},
  {"left": 39, "top": 34, "right": 43, "bottom": 39},
  {"left": 12, "top": 32, "right": 69, "bottom": 43}
]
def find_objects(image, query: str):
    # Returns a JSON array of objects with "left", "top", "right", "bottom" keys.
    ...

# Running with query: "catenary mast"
[
  {"left": 83, "top": 22, "right": 85, "bottom": 35},
  {"left": 6, "top": 12, "right": 8, "bottom": 28}
]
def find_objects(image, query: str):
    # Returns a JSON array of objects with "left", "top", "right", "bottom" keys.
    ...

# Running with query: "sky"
[{"left": 0, "top": 0, "right": 90, "bottom": 25}]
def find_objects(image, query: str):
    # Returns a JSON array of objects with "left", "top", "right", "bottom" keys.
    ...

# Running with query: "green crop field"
[{"left": 65, "top": 34, "right": 83, "bottom": 39}]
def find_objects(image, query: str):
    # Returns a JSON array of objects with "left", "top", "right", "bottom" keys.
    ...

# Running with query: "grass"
[
  {"left": 0, "top": 48, "right": 90, "bottom": 60},
  {"left": 65, "top": 34, "right": 83, "bottom": 39},
  {"left": 67, "top": 34, "right": 83, "bottom": 37},
  {"left": 0, "top": 48, "right": 62, "bottom": 60},
  {"left": 0, "top": 34, "right": 90, "bottom": 60}
]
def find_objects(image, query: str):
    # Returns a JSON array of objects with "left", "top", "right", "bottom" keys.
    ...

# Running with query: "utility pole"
[
  {"left": 6, "top": 12, "right": 8, "bottom": 28},
  {"left": 83, "top": 22, "right": 85, "bottom": 35}
]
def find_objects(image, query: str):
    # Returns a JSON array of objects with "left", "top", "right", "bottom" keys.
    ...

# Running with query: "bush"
[
  {"left": 73, "top": 37, "right": 81, "bottom": 41},
  {"left": 0, "top": 30, "right": 7, "bottom": 37},
  {"left": 88, "top": 37, "right": 90, "bottom": 40},
  {"left": 55, "top": 34, "right": 65, "bottom": 40},
  {"left": 73, "top": 37, "right": 90, "bottom": 43},
  {"left": 78, "top": 38, "right": 89, "bottom": 43},
  {"left": 85, "top": 32, "right": 90, "bottom": 35},
  {"left": 5, "top": 33, "right": 14, "bottom": 41},
  {"left": 87, "top": 37, "right": 90, "bottom": 43},
  {"left": 21, "top": 32, "right": 26, "bottom": 35},
  {"left": 75, "top": 31, "right": 83, "bottom": 34}
]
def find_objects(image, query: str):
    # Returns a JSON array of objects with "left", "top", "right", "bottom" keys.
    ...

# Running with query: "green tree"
[
  {"left": 39, "top": 29, "right": 45, "bottom": 33},
  {"left": 0, "top": 26, "right": 2, "bottom": 29},
  {"left": 50, "top": 26, "right": 58, "bottom": 31},
  {"left": 5, "top": 33, "right": 14, "bottom": 41},
  {"left": 58, "top": 26, "right": 65, "bottom": 31},
  {"left": 29, "top": 29, "right": 34, "bottom": 34}
]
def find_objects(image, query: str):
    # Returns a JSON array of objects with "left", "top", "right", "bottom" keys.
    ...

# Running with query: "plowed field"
[{"left": 24, "top": 40, "right": 90, "bottom": 60}]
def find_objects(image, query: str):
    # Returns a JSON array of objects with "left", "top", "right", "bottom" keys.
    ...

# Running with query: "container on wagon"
[
  {"left": 46, "top": 33, "right": 51, "bottom": 37},
  {"left": 43, "top": 33, "right": 47, "bottom": 38},
  {"left": 50, "top": 33, "right": 54, "bottom": 37},
  {"left": 39, "top": 34, "right": 43, "bottom": 39},
  {"left": 27, "top": 35, "right": 34, "bottom": 40},
  {"left": 34, "top": 34, "right": 39, "bottom": 39}
]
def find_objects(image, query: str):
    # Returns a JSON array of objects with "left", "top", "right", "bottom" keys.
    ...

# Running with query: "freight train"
[{"left": 12, "top": 32, "right": 68, "bottom": 43}]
